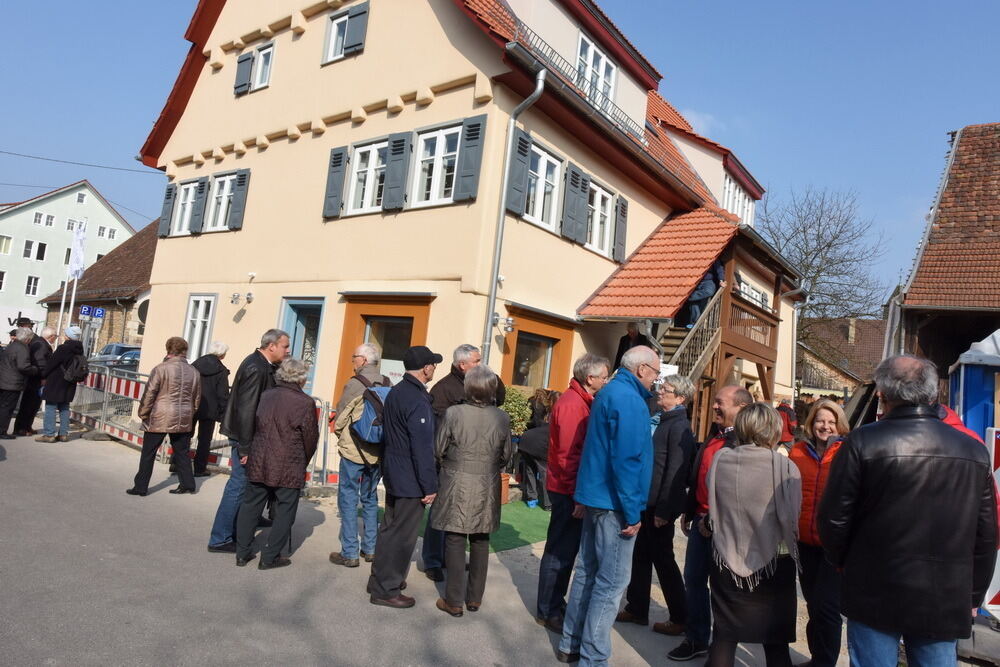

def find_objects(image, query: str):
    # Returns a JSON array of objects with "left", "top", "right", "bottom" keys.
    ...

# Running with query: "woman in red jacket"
[{"left": 788, "top": 398, "right": 850, "bottom": 667}]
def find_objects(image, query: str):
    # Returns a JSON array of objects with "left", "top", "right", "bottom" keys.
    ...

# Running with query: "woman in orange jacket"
[{"left": 788, "top": 398, "right": 850, "bottom": 667}]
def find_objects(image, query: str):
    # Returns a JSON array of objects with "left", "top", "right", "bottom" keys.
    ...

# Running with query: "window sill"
[
  {"left": 582, "top": 242, "right": 615, "bottom": 262},
  {"left": 522, "top": 214, "right": 559, "bottom": 236},
  {"left": 249, "top": 84, "right": 270, "bottom": 93},
  {"left": 341, "top": 207, "right": 383, "bottom": 219},
  {"left": 409, "top": 198, "right": 456, "bottom": 210},
  {"left": 321, "top": 54, "right": 346, "bottom": 67}
]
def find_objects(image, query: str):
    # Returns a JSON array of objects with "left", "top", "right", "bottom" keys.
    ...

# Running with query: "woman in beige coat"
[
  {"left": 127, "top": 337, "right": 201, "bottom": 496},
  {"left": 431, "top": 365, "right": 514, "bottom": 617}
]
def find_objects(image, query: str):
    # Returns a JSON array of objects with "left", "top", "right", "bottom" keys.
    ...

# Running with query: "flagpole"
[
  {"left": 56, "top": 277, "right": 69, "bottom": 336},
  {"left": 68, "top": 278, "right": 79, "bottom": 329}
]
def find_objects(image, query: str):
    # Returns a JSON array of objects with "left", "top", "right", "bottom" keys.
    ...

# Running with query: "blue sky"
[{"left": 2, "top": 1, "right": 997, "bottom": 286}]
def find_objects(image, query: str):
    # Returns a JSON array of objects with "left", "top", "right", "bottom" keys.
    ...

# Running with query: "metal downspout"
[{"left": 481, "top": 69, "right": 547, "bottom": 364}]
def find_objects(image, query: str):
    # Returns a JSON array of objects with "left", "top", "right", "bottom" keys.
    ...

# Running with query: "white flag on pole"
[{"left": 68, "top": 219, "right": 86, "bottom": 279}]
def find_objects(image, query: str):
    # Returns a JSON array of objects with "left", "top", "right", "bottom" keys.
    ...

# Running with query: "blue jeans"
[
  {"left": 43, "top": 402, "right": 70, "bottom": 437},
  {"left": 337, "top": 458, "right": 381, "bottom": 559},
  {"left": 683, "top": 516, "right": 713, "bottom": 647},
  {"left": 559, "top": 507, "right": 637, "bottom": 666},
  {"left": 208, "top": 442, "right": 246, "bottom": 547},
  {"left": 847, "top": 619, "right": 957, "bottom": 667}
]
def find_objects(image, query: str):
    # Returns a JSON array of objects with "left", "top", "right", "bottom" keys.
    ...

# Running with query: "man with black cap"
[{"left": 368, "top": 345, "right": 442, "bottom": 608}]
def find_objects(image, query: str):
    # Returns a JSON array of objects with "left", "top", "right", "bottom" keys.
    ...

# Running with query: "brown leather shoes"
[
  {"left": 436, "top": 598, "right": 464, "bottom": 617},
  {"left": 652, "top": 620, "right": 686, "bottom": 636},
  {"left": 370, "top": 594, "right": 415, "bottom": 609},
  {"left": 615, "top": 610, "right": 648, "bottom": 625}
]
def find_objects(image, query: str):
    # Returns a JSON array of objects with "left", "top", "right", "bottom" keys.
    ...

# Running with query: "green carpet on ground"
[{"left": 372, "top": 501, "right": 551, "bottom": 553}]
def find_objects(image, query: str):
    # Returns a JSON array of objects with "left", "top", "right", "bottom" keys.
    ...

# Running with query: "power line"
[
  {"left": 0, "top": 149, "right": 161, "bottom": 175},
  {"left": 0, "top": 181, "right": 156, "bottom": 220}
]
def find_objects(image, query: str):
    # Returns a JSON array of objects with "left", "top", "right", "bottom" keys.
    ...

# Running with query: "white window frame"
[
  {"left": 411, "top": 125, "right": 462, "bottom": 208},
  {"left": 523, "top": 145, "right": 562, "bottom": 232},
  {"left": 45, "top": 214, "right": 54, "bottom": 227},
  {"left": 171, "top": 181, "right": 199, "bottom": 236},
  {"left": 585, "top": 182, "right": 615, "bottom": 257},
  {"left": 576, "top": 34, "right": 617, "bottom": 109},
  {"left": 182, "top": 294, "right": 216, "bottom": 360},
  {"left": 204, "top": 173, "right": 238, "bottom": 232},
  {"left": 323, "top": 12, "right": 350, "bottom": 64},
  {"left": 347, "top": 140, "right": 389, "bottom": 214},
  {"left": 25, "top": 276, "right": 39, "bottom": 296},
  {"left": 33, "top": 212, "right": 42, "bottom": 225},
  {"left": 67, "top": 219, "right": 76, "bottom": 231},
  {"left": 23, "top": 240, "right": 34, "bottom": 259},
  {"left": 0, "top": 235, "right": 11, "bottom": 255},
  {"left": 76, "top": 192, "right": 86, "bottom": 204},
  {"left": 97, "top": 226, "right": 106, "bottom": 238},
  {"left": 108, "top": 228, "right": 117, "bottom": 240},
  {"left": 251, "top": 43, "right": 274, "bottom": 91}
]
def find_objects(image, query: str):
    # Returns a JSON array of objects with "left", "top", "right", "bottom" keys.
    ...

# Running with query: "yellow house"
[{"left": 139, "top": 0, "right": 802, "bottom": 429}]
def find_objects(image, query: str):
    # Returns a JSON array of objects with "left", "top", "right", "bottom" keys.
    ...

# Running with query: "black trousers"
[
  {"left": 444, "top": 531, "right": 490, "bottom": 607},
  {"left": 625, "top": 509, "right": 687, "bottom": 623},
  {"left": 236, "top": 482, "right": 299, "bottom": 564},
  {"left": 520, "top": 454, "right": 550, "bottom": 508},
  {"left": 535, "top": 490, "right": 583, "bottom": 619},
  {"left": 14, "top": 382, "right": 42, "bottom": 432},
  {"left": 368, "top": 494, "right": 425, "bottom": 599},
  {"left": 798, "top": 542, "right": 842, "bottom": 667},
  {"left": 193, "top": 418, "right": 216, "bottom": 473},
  {"left": 133, "top": 431, "right": 194, "bottom": 492},
  {"left": 0, "top": 389, "right": 21, "bottom": 435},
  {"left": 707, "top": 640, "right": 792, "bottom": 667}
]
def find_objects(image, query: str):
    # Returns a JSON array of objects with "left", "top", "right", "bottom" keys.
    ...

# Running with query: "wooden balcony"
[{"left": 723, "top": 291, "right": 780, "bottom": 363}]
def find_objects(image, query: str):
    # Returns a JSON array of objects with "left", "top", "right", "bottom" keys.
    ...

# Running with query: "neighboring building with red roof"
[
  {"left": 798, "top": 318, "right": 886, "bottom": 398},
  {"left": 136, "top": 0, "right": 799, "bottom": 430},
  {"left": 886, "top": 123, "right": 1000, "bottom": 381}
]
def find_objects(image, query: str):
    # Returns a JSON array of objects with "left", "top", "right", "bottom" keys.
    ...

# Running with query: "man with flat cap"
[{"left": 368, "top": 345, "right": 443, "bottom": 608}]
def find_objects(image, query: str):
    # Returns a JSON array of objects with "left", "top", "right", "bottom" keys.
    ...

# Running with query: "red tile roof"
[
  {"left": 39, "top": 222, "right": 158, "bottom": 304},
  {"left": 647, "top": 91, "right": 693, "bottom": 133},
  {"left": 801, "top": 318, "right": 887, "bottom": 381},
  {"left": 905, "top": 123, "right": 1000, "bottom": 309},
  {"left": 643, "top": 100, "right": 714, "bottom": 203},
  {"left": 578, "top": 206, "right": 739, "bottom": 319}
]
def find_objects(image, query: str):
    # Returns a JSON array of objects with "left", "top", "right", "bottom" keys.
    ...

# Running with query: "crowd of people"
[{"left": 73, "top": 322, "right": 996, "bottom": 667}]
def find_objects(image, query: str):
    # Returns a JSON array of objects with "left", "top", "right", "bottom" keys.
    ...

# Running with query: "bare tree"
[{"left": 757, "top": 187, "right": 889, "bottom": 347}]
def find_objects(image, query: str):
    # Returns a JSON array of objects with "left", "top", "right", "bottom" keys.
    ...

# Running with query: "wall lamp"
[{"left": 492, "top": 313, "right": 515, "bottom": 333}]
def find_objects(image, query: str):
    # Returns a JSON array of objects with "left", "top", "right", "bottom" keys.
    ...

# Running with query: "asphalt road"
[{"left": 0, "top": 433, "right": 702, "bottom": 666}]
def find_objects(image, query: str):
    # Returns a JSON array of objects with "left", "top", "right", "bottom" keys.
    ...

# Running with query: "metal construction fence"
[{"left": 69, "top": 366, "right": 338, "bottom": 485}]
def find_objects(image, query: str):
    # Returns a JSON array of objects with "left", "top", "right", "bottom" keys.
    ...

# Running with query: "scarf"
[{"left": 707, "top": 444, "right": 802, "bottom": 590}]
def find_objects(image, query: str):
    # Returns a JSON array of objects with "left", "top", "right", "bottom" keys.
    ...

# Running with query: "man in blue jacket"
[
  {"left": 558, "top": 345, "right": 658, "bottom": 665},
  {"left": 367, "top": 345, "right": 442, "bottom": 609}
]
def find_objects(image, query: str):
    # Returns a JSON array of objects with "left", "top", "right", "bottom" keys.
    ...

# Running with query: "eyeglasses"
[
  {"left": 639, "top": 363, "right": 659, "bottom": 375},
  {"left": 351, "top": 354, "right": 365, "bottom": 359}
]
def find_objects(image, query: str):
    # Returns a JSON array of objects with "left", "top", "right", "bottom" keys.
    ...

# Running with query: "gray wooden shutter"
[
  {"left": 323, "top": 146, "right": 349, "bottom": 219},
  {"left": 612, "top": 196, "right": 628, "bottom": 262},
  {"left": 560, "top": 163, "right": 591, "bottom": 244},
  {"left": 505, "top": 128, "right": 531, "bottom": 215},
  {"left": 343, "top": 1, "right": 370, "bottom": 55},
  {"left": 453, "top": 115, "right": 487, "bottom": 202},
  {"left": 187, "top": 177, "right": 210, "bottom": 234},
  {"left": 158, "top": 184, "right": 176, "bottom": 237},
  {"left": 234, "top": 53, "right": 253, "bottom": 96},
  {"left": 226, "top": 169, "right": 251, "bottom": 230},
  {"left": 381, "top": 132, "right": 412, "bottom": 211}
]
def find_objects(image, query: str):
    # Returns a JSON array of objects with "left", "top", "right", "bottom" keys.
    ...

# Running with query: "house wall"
[
  {"left": 0, "top": 183, "right": 132, "bottom": 326},
  {"left": 504, "top": 0, "right": 649, "bottom": 130},
  {"left": 669, "top": 133, "right": 723, "bottom": 203},
  {"left": 142, "top": 0, "right": 673, "bottom": 401}
]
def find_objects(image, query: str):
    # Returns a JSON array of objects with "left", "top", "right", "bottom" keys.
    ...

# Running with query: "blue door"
[{"left": 281, "top": 298, "right": 324, "bottom": 394}]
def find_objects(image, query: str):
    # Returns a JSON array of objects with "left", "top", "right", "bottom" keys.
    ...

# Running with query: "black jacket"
[
  {"left": 649, "top": 408, "right": 696, "bottom": 521},
  {"left": 0, "top": 340, "right": 39, "bottom": 391},
  {"left": 41, "top": 340, "right": 84, "bottom": 403},
  {"left": 429, "top": 365, "right": 507, "bottom": 420},
  {"left": 517, "top": 424, "right": 550, "bottom": 460},
  {"left": 613, "top": 333, "right": 652, "bottom": 370},
  {"left": 818, "top": 404, "right": 998, "bottom": 640},
  {"left": 192, "top": 354, "right": 230, "bottom": 422},
  {"left": 382, "top": 373, "right": 437, "bottom": 498},
  {"left": 25, "top": 335, "right": 52, "bottom": 390},
  {"left": 221, "top": 350, "right": 277, "bottom": 455}
]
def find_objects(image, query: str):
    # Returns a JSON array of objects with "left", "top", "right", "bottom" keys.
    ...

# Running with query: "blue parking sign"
[
  {"left": 93, "top": 307, "right": 105, "bottom": 319},
  {"left": 80, "top": 305, "right": 92, "bottom": 316}
]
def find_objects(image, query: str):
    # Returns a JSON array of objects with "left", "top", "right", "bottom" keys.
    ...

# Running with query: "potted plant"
[{"left": 498, "top": 386, "right": 532, "bottom": 504}]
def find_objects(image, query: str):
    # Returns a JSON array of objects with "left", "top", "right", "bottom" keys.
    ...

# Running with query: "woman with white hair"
[
  {"left": 235, "top": 358, "right": 319, "bottom": 570},
  {"left": 35, "top": 326, "right": 84, "bottom": 442},
  {"left": 0, "top": 327, "right": 39, "bottom": 439},
  {"left": 191, "top": 341, "right": 230, "bottom": 476}
]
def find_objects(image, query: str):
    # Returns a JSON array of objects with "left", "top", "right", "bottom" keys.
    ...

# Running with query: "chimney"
[{"left": 848, "top": 318, "right": 857, "bottom": 345}]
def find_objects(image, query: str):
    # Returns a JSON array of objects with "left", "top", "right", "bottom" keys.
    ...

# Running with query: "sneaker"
[
  {"left": 361, "top": 551, "right": 375, "bottom": 563},
  {"left": 57, "top": 435, "right": 69, "bottom": 442},
  {"left": 329, "top": 552, "right": 360, "bottom": 568},
  {"left": 526, "top": 500, "right": 538, "bottom": 509},
  {"left": 667, "top": 640, "right": 708, "bottom": 661},
  {"left": 35, "top": 435, "right": 57, "bottom": 443}
]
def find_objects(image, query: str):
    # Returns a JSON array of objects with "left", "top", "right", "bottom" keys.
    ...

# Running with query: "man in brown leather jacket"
[{"left": 126, "top": 336, "right": 201, "bottom": 496}]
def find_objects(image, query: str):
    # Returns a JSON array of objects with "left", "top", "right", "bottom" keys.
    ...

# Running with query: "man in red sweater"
[{"left": 535, "top": 353, "right": 610, "bottom": 634}]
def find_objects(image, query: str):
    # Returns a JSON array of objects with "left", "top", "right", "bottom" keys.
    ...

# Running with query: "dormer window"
[{"left": 576, "top": 34, "right": 616, "bottom": 109}]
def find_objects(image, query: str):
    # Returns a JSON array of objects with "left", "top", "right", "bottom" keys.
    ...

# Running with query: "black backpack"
[{"left": 63, "top": 354, "right": 89, "bottom": 383}]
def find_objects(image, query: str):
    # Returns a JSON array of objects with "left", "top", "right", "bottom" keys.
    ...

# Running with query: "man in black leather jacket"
[
  {"left": 818, "top": 355, "right": 997, "bottom": 663},
  {"left": 206, "top": 329, "right": 289, "bottom": 552}
]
